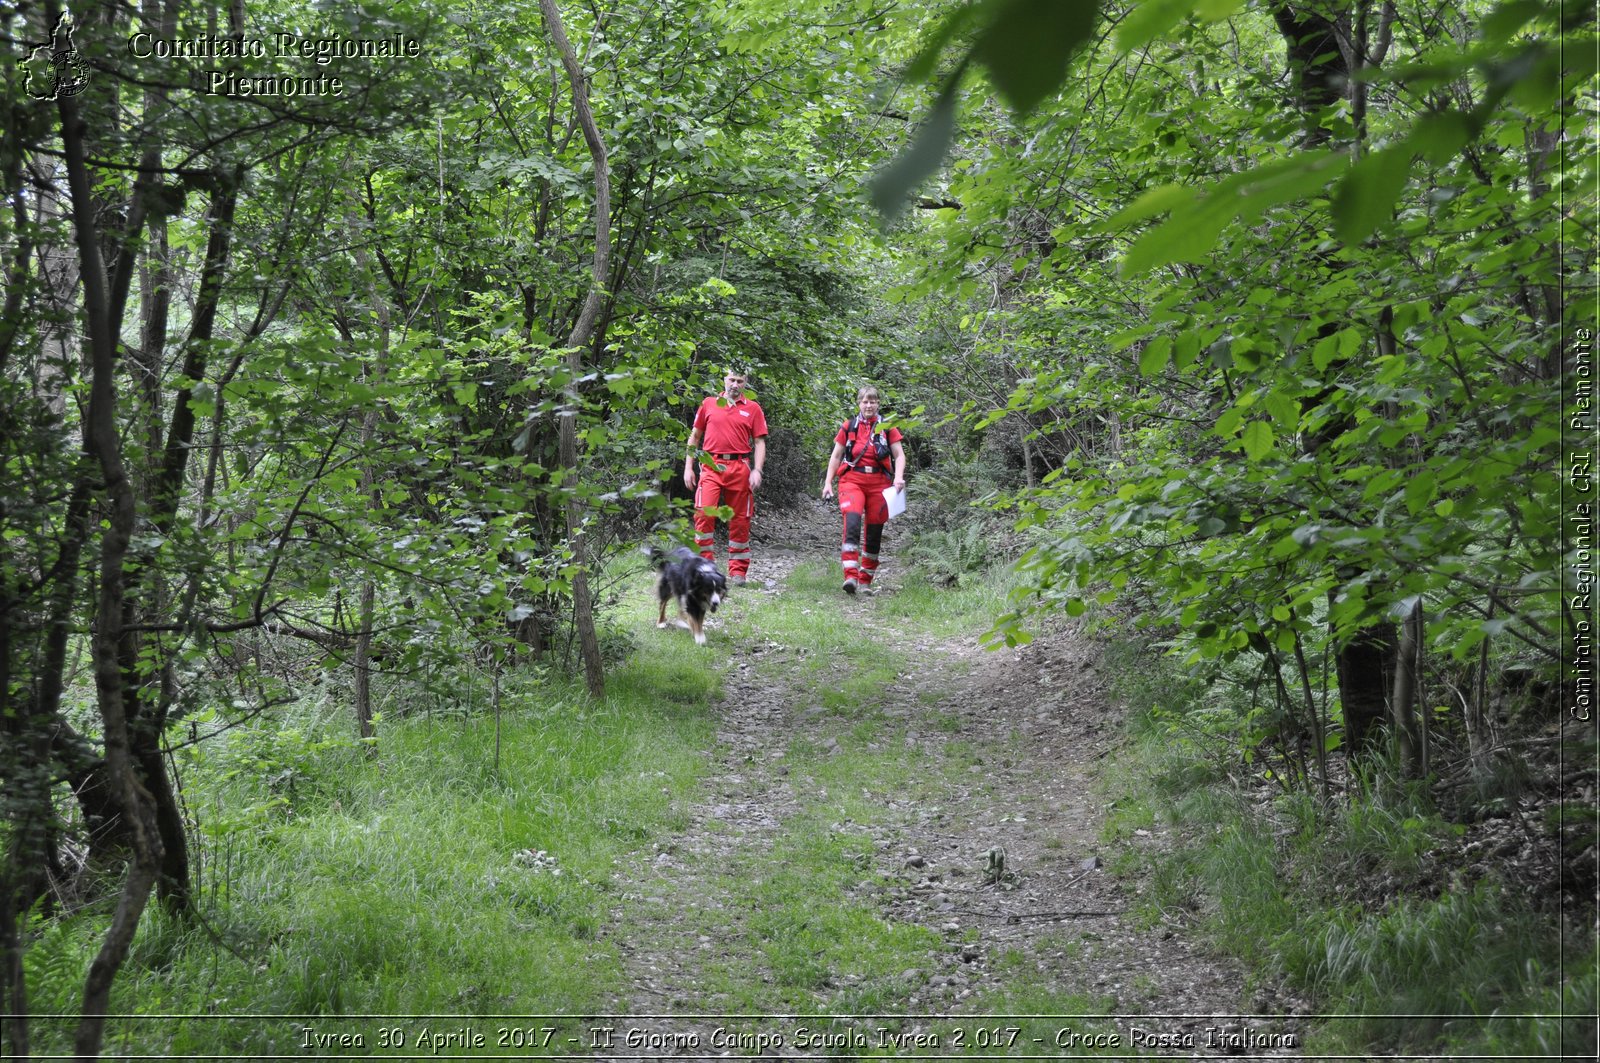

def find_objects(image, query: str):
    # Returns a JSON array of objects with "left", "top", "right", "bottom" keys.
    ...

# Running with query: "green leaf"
[
  {"left": 971, "top": 0, "right": 1104, "bottom": 116},
  {"left": 1263, "top": 392, "right": 1301, "bottom": 429},
  {"left": 1174, "top": 331, "right": 1201, "bottom": 370},
  {"left": 1313, "top": 327, "right": 1362, "bottom": 370},
  {"left": 1241, "top": 421, "right": 1274, "bottom": 461},
  {"left": 1404, "top": 470, "right": 1438, "bottom": 515},
  {"left": 1097, "top": 183, "right": 1195, "bottom": 231},
  {"left": 1311, "top": 332, "right": 1339, "bottom": 371},
  {"left": 904, "top": 3, "right": 985, "bottom": 83},
  {"left": 1122, "top": 203, "right": 1230, "bottom": 274},
  {"left": 1139, "top": 335, "right": 1172, "bottom": 376},
  {"left": 1481, "top": 0, "right": 1547, "bottom": 43},
  {"left": 1406, "top": 110, "right": 1473, "bottom": 165},
  {"left": 1121, "top": 152, "right": 1340, "bottom": 273},
  {"left": 1232, "top": 339, "right": 1263, "bottom": 371},
  {"left": 1333, "top": 146, "right": 1412, "bottom": 245},
  {"left": 1115, "top": 0, "right": 1193, "bottom": 53},
  {"left": 870, "top": 79, "right": 962, "bottom": 218}
]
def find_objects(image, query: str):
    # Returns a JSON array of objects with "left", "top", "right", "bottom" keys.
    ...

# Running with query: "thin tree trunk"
[
  {"left": 1, "top": 854, "right": 29, "bottom": 1059},
  {"left": 1390, "top": 600, "right": 1422, "bottom": 777},
  {"left": 354, "top": 580, "right": 378, "bottom": 743},
  {"left": 350, "top": 217, "right": 391, "bottom": 745},
  {"left": 1413, "top": 603, "right": 1428, "bottom": 778},
  {"left": 1468, "top": 609, "right": 1494, "bottom": 767},
  {"left": 56, "top": 52, "right": 164, "bottom": 1060},
  {"left": 540, "top": 0, "right": 611, "bottom": 699},
  {"left": 1020, "top": 421, "right": 1036, "bottom": 487},
  {"left": 1292, "top": 632, "right": 1331, "bottom": 803},
  {"left": 131, "top": 179, "right": 235, "bottom": 919}
]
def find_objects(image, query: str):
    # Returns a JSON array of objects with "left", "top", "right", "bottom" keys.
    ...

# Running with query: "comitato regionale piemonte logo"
[{"left": 24, "top": 11, "right": 92, "bottom": 101}]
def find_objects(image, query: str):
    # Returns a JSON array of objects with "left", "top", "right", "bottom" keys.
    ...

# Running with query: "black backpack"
[{"left": 842, "top": 414, "right": 890, "bottom": 467}]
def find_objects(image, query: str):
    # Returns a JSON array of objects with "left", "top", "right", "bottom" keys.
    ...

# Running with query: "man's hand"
[
  {"left": 821, "top": 482, "right": 834, "bottom": 500},
  {"left": 749, "top": 468, "right": 763, "bottom": 491},
  {"left": 684, "top": 465, "right": 697, "bottom": 490},
  {"left": 893, "top": 479, "right": 906, "bottom": 493}
]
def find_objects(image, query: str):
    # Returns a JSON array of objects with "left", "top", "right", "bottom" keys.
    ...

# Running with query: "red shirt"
[
  {"left": 835, "top": 417, "right": 902, "bottom": 471},
  {"left": 693, "top": 395, "right": 767, "bottom": 455}
]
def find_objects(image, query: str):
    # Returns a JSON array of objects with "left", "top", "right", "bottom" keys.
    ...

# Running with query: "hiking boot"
[
  {"left": 730, "top": 575, "right": 747, "bottom": 587},
  {"left": 842, "top": 578, "right": 858, "bottom": 596}
]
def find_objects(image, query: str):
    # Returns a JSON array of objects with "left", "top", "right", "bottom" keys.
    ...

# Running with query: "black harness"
[{"left": 842, "top": 414, "right": 891, "bottom": 474}]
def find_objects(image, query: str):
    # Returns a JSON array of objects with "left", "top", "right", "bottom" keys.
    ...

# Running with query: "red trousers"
[
  {"left": 837, "top": 470, "right": 890, "bottom": 585},
  {"left": 694, "top": 458, "right": 754, "bottom": 577}
]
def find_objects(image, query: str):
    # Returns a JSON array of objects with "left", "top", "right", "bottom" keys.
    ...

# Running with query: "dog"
[{"left": 646, "top": 545, "right": 727, "bottom": 645}]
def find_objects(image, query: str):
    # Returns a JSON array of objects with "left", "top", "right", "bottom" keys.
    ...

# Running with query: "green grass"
[
  {"left": 23, "top": 550, "right": 1062, "bottom": 1057},
  {"left": 946, "top": 965, "right": 1123, "bottom": 1059},
  {"left": 24, "top": 567, "right": 724, "bottom": 1058},
  {"left": 1098, "top": 638, "right": 1597, "bottom": 1062},
  {"left": 877, "top": 568, "right": 1022, "bottom": 636},
  {"left": 650, "top": 558, "right": 1001, "bottom": 1014}
]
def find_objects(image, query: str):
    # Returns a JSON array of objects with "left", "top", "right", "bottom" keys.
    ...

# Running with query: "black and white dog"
[{"left": 646, "top": 545, "right": 727, "bottom": 645}]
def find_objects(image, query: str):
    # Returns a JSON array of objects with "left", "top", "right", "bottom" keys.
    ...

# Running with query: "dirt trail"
[{"left": 598, "top": 500, "right": 1303, "bottom": 1058}]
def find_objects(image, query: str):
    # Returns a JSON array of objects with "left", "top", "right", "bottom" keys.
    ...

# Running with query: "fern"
[
  {"left": 20, "top": 906, "right": 96, "bottom": 1015},
  {"left": 906, "top": 523, "right": 991, "bottom": 586}
]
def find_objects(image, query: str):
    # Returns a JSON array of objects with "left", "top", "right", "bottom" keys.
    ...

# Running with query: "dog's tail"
[{"left": 644, "top": 545, "right": 669, "bottom": 571}]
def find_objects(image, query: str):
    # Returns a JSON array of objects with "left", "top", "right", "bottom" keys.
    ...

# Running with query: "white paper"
[{"left": 883, "top": 485, "right": 906, "bottom": 519}]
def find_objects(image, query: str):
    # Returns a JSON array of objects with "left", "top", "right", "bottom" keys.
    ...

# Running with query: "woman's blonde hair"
[{"left": 856, "top": 385, "right": 880, "bottom": 401}]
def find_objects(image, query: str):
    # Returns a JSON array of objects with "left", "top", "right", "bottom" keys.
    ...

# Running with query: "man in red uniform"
[
  {"left": 684, "top": 370, "right": 768, "bottom": 585},
  {"left": 821, "top": 385, "right": 906, "bottom": 595}
]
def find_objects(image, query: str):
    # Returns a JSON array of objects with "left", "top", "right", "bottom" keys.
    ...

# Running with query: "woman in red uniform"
[{"left": 821, "top": 385, "right": 906, "bottom": 595}]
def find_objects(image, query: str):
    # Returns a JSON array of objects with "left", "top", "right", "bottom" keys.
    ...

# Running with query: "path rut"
[{"left": 596, "top": 500, "right": 1302, "bottom": 1058}]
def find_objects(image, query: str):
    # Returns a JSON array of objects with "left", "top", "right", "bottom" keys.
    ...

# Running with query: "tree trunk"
[
  {"left": 350, "top": 215, "right": 391, "bottom": 745},
  {"left": 1336, "top": 622, "right": 1397, "bottom": 757},
  {"left": 354, "top": 579, "right": 378, "bottom": 743},
  {"left": 135, "top": 732, "right": 191, "bottom": 912},
  {"left": 1390, "top": 601, "right": 1422, "bottom": 776},
  {"left": 1273, "top": 4, "right": 1404, "bottom": 764},
  {"left": 540, "top": 0, "right": 611, "bottom": 699},
  {"left": 56, "top": 59, "right": 164, "bottom": 1060}
]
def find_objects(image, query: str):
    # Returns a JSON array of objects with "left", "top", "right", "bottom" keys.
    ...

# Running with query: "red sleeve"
[
  {"left": 887, "top": 427, "right": 904, "bottom": 445},
  {"left": 692, "top": 398, "right": 710, "bottom": 435},
  {"left": 834, "top": 420, "right": 850, "bottom": 445},
  {"left": 750, "top": 402, "right": 768, "bottom": 438}
]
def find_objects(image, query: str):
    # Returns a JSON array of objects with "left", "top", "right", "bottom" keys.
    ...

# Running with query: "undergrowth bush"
[
  {"left": 904, "top": 523, "right": 991, "bottom": 587},
  {"left": 754, "top": 424, "right": 812, "bottom": 509},
  {"left": 18, "top": 590, "right": 724, "bottom": 1060},
  {"left": 1101, "top": 637, "right": 1595, "bottom": 1061},
  {"left": 1295, "top": 884, "right": 1565, "bottom": 1051}
]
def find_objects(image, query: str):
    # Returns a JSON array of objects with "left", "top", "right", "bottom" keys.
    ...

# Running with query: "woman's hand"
[{"left": 821, "top": 481, "right": 834, "bottom": 500}]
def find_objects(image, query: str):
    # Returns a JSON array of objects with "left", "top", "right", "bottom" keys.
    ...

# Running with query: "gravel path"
[{"left": 594, "top": 499, "right": 1303, "bottom": 1058}]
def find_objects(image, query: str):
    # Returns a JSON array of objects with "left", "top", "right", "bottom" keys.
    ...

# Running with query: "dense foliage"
[
  {"left": 888, "top": 0, "right": 1590, "bottom": 793},
  {"left": 1, "top": 0, "right": 1592, "bottom": 1057}
]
